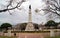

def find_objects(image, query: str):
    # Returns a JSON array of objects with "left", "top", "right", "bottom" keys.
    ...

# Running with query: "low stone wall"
[
  {"left": 55, "top": 32, "right": 60, "bottom": 36},
  {"left": 0, "top": 32, "right": 60, "bottom": 38},
  {"left": 16, "top": 33, "right": 50, "bottom": 37},
  {"left": 0, "top": 33, "right": 50, "bottom": 37},
  {"left": 4, "top": 33, "right": 14, "bottom": 36}
]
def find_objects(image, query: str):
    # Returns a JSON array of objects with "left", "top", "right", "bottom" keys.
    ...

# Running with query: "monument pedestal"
[{"left": 25, "top": 22, "right": 35, "bottom": 31}]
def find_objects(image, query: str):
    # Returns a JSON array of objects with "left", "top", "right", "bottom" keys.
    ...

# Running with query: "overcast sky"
[{"left": 0, "top": 0, "right": 60, "bottom": 25}]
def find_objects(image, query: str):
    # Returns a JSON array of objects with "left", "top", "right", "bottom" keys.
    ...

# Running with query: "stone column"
[
  {"left": 8, "top": 30, "right": 11, "bottom": 36},
  {"left": 7, "top": 27, "right": 11, "bottom": 37},
  {"left": 50, "top": 30, "right": 55, "bottom": 37}
]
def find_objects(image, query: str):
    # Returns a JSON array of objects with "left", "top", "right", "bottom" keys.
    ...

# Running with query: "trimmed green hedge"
[
  {"left": 4, "top": 30, "right": 60, "bottom": 33},
  {"left": 11, "top": 31, "right": 50, "bottom": 33}
]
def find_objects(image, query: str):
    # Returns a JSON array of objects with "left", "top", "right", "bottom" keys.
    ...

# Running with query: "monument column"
[{"left": 25, "top": 5, "right": 35, "bottom": 31}]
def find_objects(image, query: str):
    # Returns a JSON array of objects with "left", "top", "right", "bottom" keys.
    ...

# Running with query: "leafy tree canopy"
[
  {"left": 45, "top": 20, "right": 58, "bottom": 27},
  {"left": 1, "top": 23, "right": 12, "bottom": 30}
]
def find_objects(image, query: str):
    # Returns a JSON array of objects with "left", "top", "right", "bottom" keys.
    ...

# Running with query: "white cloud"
[{"left": 0, "top": 0, "right": 60, "bottom": 25}]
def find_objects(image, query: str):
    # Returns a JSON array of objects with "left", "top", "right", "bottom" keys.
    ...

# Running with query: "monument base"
[{"left": 25, "top": 22, "right": 35, "bottom": 31}]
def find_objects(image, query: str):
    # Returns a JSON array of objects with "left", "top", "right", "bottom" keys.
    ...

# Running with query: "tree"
[
  {"left": 15, "top": 23, "right": 39, "bottom": 31},
  {"left": 42, "top": 0, "right": 60, "bottom": 16},
  {"left": 20, "top": 23, "right": 27, "bottom": 31},
  {"left": 0, "top": 26, "right": 2, "bottom": 31},
  {"left": 1, "top": 23, "right": 12, "bottom": 30},
  {"left": 0, "top": 0, "right": 25, "bottom": 15},
  {"left": 33, "top": 23, "right": 39, "bottom": 29},
  {"left": 45, "top": 20, "right": 58, "bottom": 28},
  {"left": 20, "top": 23, "right": 39, "bottom": 31},
  {"left": 35, "top": 0, "right": 60, "bottom": 21}
]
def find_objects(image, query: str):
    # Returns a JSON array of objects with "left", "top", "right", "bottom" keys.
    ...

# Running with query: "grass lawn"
[
  {"left": 45, "top": 36, "right": 60, "bottom": 38},
  {"left": 0, "top": 36, "right": 17, "bottom": 38}
]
